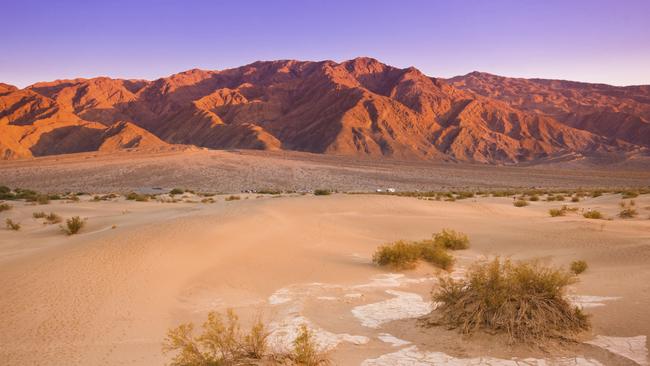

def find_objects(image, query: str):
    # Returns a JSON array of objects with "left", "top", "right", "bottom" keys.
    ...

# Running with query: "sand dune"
[{"left": 0, "top": 193, "right": 649, "bottom": 365}]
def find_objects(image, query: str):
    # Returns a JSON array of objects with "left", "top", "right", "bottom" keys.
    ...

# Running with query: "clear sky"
[{"left": 2, "top": 0, "right": 649, "bottom": 88}]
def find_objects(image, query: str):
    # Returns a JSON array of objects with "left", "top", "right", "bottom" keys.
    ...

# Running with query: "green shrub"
[
  {"left": 513, "top": 199, "right": 528, "bottom": 207},
  {"left": 434, "top": 229, "right": 470, "bottom": 250},
  {"left": 430, "top": 258, "right": 590, "bottom": 344},
  {"left": 583, "top": 210, "right": 603, "bottom": 219},
  {"left": 313, "top": 189, "right": 331, "bottom": 196},
  {"left": 169, "top": 188, "right": 185, "bottom": 195},
  {"left": 225, "top": 195, "right": 241, "bottom": 201},
  {"left": 62, "top": 216, "right": 85, "bottom": 235},
  {"left": 549, "top": 208, "right": 566, "bottom": 217},
  {"left": 570, "top": 260, "right": 588, "bottom": 275},
  {"left": 5, "top": 218, "right": 21, "bottom": 231},
  {"left": 0, "top": 203, "right": 12, "bottom": 212},
  {"left": 163, "top": 309, "right": 285, "bottom": 366}
]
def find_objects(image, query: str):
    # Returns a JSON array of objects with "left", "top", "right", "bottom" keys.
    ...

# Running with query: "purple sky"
[{"left": 2, "top": 0, "right": 649, "bottom": 87}]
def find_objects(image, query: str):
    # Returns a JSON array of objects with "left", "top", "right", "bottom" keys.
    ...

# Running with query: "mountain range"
[{"left": 1, "top": 57, "right": 648, "bottom": 164}]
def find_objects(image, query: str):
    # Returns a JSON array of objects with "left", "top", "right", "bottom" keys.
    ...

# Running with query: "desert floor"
[
  {"left": 1, "top": 192, "right": 649, "bottom": 365},
  {"left": 1, "top": 149, "right": 650, "bottom": 193}
]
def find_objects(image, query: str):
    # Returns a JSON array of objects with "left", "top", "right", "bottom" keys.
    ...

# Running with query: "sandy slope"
[{"left": 0, "top": 194, "right": 649, "bottom": 365}]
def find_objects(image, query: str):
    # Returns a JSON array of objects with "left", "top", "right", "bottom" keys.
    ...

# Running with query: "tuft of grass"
[
  {"left": 313, "top": 189, "right": 331, "bottom": 196},
  {"left": 61, "top": 216, "right": 85, "bottom": 235},
  {"left": 0, "top": 203, "right": 13, "bottom": 212},
  {"left": 5, "top": 218, "right": 21, "bottom": 231},
  {"left": 549, "top": 208, "right": 566, "bottom": 217},
  {"left": 513, "top": 199, "right": 528, "bottom": 207},
  {"left": 570, "top": 260, "right": 588, "bottom": 275},
  {"left": 429, "top": 258, "right": 590, "bottom": 344},
  {"left": 292, "top": 324, "right": 330, "bottom": 366},
  {"left": 225, "top": 195, "right": 241, "bottom": 201},
  {"left": 33, "top": 211, "right": 47, "bottom": 218},
  {"left": 434, "top": 229, "right": 470, "bottom": 250},
  {"left": 583, "top": 210, "right": 603, "bottom": 219}
]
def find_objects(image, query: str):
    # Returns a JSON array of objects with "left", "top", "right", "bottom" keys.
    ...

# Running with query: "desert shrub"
[
  {"left": 225, "top": 195, "right": 241, "bottom": 201},
  {"left": 201, "top": 198, "right": 215, "bottom": 204},
  {"left": 257, "top": 188, "right": 283, "bottom": 195},
  {"left": 454, "top": 191, "right": 474, "bottom": 200},
  {"left": 618, "top": 208, "right": 638, "bottom": 218},
  {"left": 62, "top": 216, "right": 85, "bottom": 235},
  {"left": 571, "top": 196, "right": 580, "bottom": 202},
  {"left": 545, "top": 195, "right": 556, "bottom": 202},
  {"left": 13, "top": 188, "right": 38, "bottom": 200},
  {"left": 591, "top": 190, "right": 603, "bottom": 198},
  {"left": 26, "top": 194, "right": 51, "bottom": 205},
  {"left": 126, "top": 192, "right": 149, "bottom": 202},
  {"left": 621, "top": 191, "right": 639, "bottom": 199},
  {"left": 583, "top": 210, "right": 603, "bottom": 219},
  {"left": 417, "top": 241, "right": 454, "bottom": 270},
  {"left": 513, "top": 199, "right": 528, "bottom": 207},
  {"left": 33, "top": 211, "right": 46, "bottom": 218},
  {"left": 5, "top": 218, "right": 21, "bottom": 230},
  {"left": 434, "top": 229, "right": 470, "bottom": 250},
  {"left": 372, "top": 240, "right": 422, "bottom": 269},
  {"left": 549, "top": 208, "right": 565, "bottom": 217},
  {"left": 292, "top": 324, "right": 330, "bottom": 366},
  {"left": 570, "top": 260, "right": 588, "bottom": 275},
  {"left": 430, "top": 258, "right": 590, "bottom": 344},
  {"left": 0, "top": 203, "right": 12, "bottom": 212},
  {"left": 45, "top": 212, "right": 62, "bottom": 224},
  {"left": 313, "top": 189, "right": 331, "bottom": 196},
  {"left": 618, "top": 200, "right": 638, "bottom": 218},
  {"left": 163, "top": 309, "right": 278, "bottom": 366},
  {"left": 169, "top": 188, "right": 185, "bottom": 195},
  {"left": 373, "top": 234, "right": 460, "bottom": 271},
  {"left": 555, "top": 195, "right": 566, "bottom": 202},
  {"left": 528, "top": 195, "right": 539, "bottom": 202}
]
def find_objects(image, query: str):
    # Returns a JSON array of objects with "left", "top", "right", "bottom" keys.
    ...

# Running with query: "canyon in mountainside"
[{"left": 1, "top": 57, "right": 649, "bottom": 164}]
